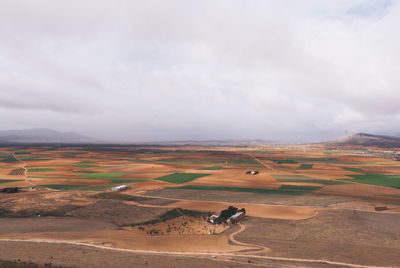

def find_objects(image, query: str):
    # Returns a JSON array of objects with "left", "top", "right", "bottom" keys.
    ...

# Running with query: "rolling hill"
[
  {"left": 325, "top": 133, "right": 400, "bottom": 148},
  {"left": 0, "top": 128, "right": 100, "bottom": 144}
]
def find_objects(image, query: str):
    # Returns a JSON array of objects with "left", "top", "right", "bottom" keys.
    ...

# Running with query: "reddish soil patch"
[
  {"left": 317, "top": 183, "right": 400, "bottom": 200},
  {"left": 157, "top": 200, "right": 319, "bottom": 220}
]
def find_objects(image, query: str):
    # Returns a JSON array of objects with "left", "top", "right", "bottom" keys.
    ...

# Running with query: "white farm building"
[{"left": 111, "top": 185, "right": 128, "bottom": 192}]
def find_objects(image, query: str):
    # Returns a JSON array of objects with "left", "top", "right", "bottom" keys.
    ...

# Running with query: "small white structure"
[
  {"left": 111, "top": 185, "right": 128, "bottom": 192},
  {"left": 208, "top": 214, "right": 219, "bottom": 224},
  {"left": 245, "top": 170, "right": 259, "bottom": 175}
]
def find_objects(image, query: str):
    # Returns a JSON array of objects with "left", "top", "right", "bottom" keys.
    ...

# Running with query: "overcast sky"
[{"left": 0, "top": 0, "right": 399, "bottom": 142}]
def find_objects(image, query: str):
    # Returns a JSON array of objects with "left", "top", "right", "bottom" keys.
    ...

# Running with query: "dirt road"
[
  {"left": 246, "top": 153, "right": 275, "bottom": 170},
  {"left": 0, "top": 238, "right": 388, "bottom": 268},
  {"left": 12, "top": 152, "right": 55, "bottom": 191},
  {"left": 11, "top": 152, "right": 31, "bottom": 186},
  {"left": 228, "top": 223, "right": 270, "bottom": 254}
]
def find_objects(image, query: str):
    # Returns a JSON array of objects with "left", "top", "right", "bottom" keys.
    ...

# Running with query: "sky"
[{"left": 0, "top": 0, "right": 399, "bottom": 142}]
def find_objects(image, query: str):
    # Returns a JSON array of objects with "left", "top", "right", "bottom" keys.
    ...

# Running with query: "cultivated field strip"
[{"left": 8, "top": 168, "right": 25, "bottom": 176}]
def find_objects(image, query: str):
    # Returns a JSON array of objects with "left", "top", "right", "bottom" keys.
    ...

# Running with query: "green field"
[
  {"left": 17, "top": 155, "right": 49, "bottom": 161},
  {"left": 300, "top": 164, "right": 313, "bottom": 169},
  {"left": 343, "top": 167, "right": 365, "bottom": 173},
  {"left": 0, "top": 154, "right": 18, "bottom": 162},
  {"left": 346, "top": 173, "right": 400, "bottom": 189},
  {"left": 72, "top": 164, "right": 99, "bottom": 168},
  {"left": 28, "top": 168, "right": 56, "bottom": 172},
  {"left": 28, "top": 176, "right": 75, "bottom": 179},
  {"left": 39, "top": 184, "right": 85, "bottom": 190},
  {"left": 74, "top": 170, "right": 97, "bottom": 173},
  {"left": 39, "top": 184, "right": 110, "bottom": 191},
  {"left": 61, "top": 152, "right": 88, "bottom": 158},
  {"left": 155, "top": 173, "right": 210, "bottom": 184},
  {"left": 0, "top": 179, "right": 21, "bottom": 184},
  {"left": 324, "top": 151, "right": 340, "bottom": 155},
  {"left": 26, "top": 165, "right": 71, "bottom": 168},
  {"left": 78, "top": 172, "right": 125, "bottom": 179},
  {"left": 269, "top": 159, "right": 299, "bottom": 164},
  {"left": 107, "top": 178, "right": 147, "bottom": 184},
  {"left": 109, "top": 178, "right": 148, "bottom": 184},
  {"left": 341, "top": 167, "right": 400, "bottom": 188},
  {"left": 79, "top": 185, "right": 112, "bottom": 191},
  {"left": 120, "top": 154, "right": 139, "bottom": 158},
  {"left": 273, "top": 174, "right": 346, "bottom": 185},
  {"left": 173, "top": 185, "right": 321, "bottom": 195},
  {"left": 278, "top": 185, "right": 322, "bottom": 191}
]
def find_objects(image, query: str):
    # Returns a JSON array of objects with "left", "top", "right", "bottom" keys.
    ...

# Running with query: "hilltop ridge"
[
  {"left": 0, "top": 128, "right": 100, "bottom": 144},
  {"left": 325, "top": 133, "right": 400, "bottom": 148}
]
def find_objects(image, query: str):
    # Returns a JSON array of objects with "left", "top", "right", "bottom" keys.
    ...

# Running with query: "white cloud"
[{"left": 0, "top": 0, "right": 399, "bottom": 141}]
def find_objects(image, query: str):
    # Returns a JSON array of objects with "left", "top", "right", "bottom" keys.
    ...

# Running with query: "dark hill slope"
[
  {"left": 325, "top": 133, "right": 400, "bottom": 148},
  {"left": 0, "top": 128, "right": 99, "bottom": 144}
]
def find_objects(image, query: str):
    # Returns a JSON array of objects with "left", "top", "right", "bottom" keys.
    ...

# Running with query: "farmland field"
[
  {"left": 0, "top": 144, "right": 399, "bottom": 267},
  {"left": 155, "top": 173, "right": 210, "bottom": 184}
]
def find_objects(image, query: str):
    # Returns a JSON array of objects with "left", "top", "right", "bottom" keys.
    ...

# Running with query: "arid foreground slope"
[{"left": 0, "top": 145, "right": 399, "bottom": 267}]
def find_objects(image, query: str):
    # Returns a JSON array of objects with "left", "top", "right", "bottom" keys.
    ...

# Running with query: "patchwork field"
[{"left": 0, "top": 145, "right": 399, "bottom": 267}]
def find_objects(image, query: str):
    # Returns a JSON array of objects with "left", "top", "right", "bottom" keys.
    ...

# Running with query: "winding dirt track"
[
  {"left": 228, "top": 223, "right": 269, "bottom": 254},
  {"left": 0, "top": 239, "right": 388, "bottom": 268},
  {"left": 12, "top": 152, "right": 55, "bottom": 191},
  {"left": 11, "top": 153, "right": 31, "bottom": 186}
]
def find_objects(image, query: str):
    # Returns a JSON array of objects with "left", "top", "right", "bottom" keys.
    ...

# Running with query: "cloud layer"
[{"left": 0, "top": 0, "right": 399, "bottom": 141}]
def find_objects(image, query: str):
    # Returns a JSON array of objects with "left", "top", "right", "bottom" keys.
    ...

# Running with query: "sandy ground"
[
  {"left": 128, "top": 215, "right": 230, "bottom": 236},
  {"left": 189, "top": 169, "right": 280, "bottom": 189},
  {"left": 317, "top": 183, "right": 400, "bottom": 200},
  {"left": 236, "top": 210, "right": 400, "bottom": 267},
  {"left": 0, "top": 230, "right": 249, "bottom": 253},
  {"left": 160, "top": 200, "right": 319, "bottom": 220},
  {"left": 0, "top": 241, "right": 344, "bottom": 268},
  {"left": 0, "top": 217, "right": 116, "bottom": 234},
  {"left": 147, "top": 188, "right": 354, "bottom": 206}
]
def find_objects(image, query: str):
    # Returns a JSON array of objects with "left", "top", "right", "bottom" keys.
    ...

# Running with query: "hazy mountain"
[
  {"left": 325, "top": 133, "right": 400, "bottom": 148},
  {"left": 0, "top": 128, "right": 100, "bottom": 144},
  {"left": 135, "top": 139, "right": 277, "bottom": 147}
]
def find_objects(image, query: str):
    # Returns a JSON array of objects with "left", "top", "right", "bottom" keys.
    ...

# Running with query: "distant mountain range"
[
  {"left": 0, "top": 128, "right": 399, "bottom": 148},
  {"left": 136, "top": 139, "right": 277, "bottom": 146},
  {"left": 0, "top": 128, "right": 100, "bottom": 144},
  {"left": 325, "top": 133, "right": 400, "bottom": 148}
]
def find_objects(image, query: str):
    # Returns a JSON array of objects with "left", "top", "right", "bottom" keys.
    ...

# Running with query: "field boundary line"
[
  {"left": 12, "top": 152, "right": 55, "bottom": 191},
  {"left": 11, "top": 152, "right": 32, "bottom": 186},
  {"left": 245, "top": 153, "right": 275, "bottom": 170}
]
